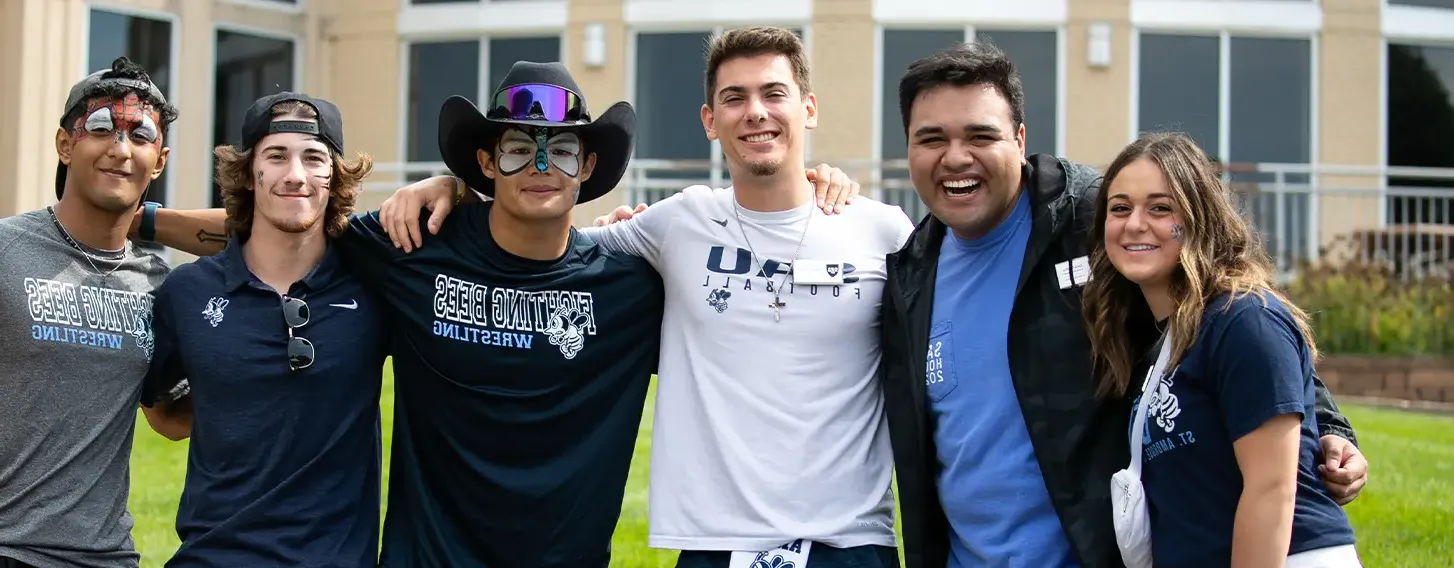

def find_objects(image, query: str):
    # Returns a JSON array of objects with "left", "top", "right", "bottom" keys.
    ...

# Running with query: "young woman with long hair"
[{"left": 1083, "top": 132, "right": 1360, "bottom": 567}]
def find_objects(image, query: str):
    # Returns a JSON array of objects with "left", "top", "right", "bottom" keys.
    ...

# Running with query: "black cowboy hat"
[{"left": 438, "top": 61, "right": 635, "bottom": 204}]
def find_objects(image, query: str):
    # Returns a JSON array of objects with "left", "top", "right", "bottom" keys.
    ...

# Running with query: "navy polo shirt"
[
  {"left": 336, "top": 203, "right": 664, "bottom": 568},
  {"left": 142, "top": 236, "right": 388, "bottom": 568}
]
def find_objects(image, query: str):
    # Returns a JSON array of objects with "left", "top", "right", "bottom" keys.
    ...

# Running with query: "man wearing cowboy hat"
[{"left": 348, "top": 60, "right": 666, "bottom": 568}]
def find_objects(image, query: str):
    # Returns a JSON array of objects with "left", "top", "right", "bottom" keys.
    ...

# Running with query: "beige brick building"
[{"left": 2, "top": 0, "right": 1452, "bottom": 268}]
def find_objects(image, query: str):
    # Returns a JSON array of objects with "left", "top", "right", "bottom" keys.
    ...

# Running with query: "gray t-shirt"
[{"left": 0, "top": 208, "right": 169, "bottom": 568}]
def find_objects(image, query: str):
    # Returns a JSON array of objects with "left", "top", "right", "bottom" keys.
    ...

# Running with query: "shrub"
[{"left": 1284, "top": 260, "right": 1453, "bottom": 356}]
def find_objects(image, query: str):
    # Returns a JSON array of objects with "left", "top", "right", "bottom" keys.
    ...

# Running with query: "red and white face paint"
[{"left": 72, "top": 93, "right": 161, "bottom": 146}]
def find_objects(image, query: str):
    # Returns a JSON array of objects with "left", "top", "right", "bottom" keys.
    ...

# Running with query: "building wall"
[{"left": 3, "top": 0, "right": 1453, "bottom": 264}]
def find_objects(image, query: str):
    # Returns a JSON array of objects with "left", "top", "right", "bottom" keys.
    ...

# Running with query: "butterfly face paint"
[
  {"left": 71, "top": 93, "right": 161, "bottom": 146},
  {"left": 496, "top": 127, "right": 582, "bottom": 178}
]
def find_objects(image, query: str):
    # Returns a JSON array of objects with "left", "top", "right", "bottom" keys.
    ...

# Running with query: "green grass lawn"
[{"left": 126, "top": 364, "right": 1452, "bottom": 567}]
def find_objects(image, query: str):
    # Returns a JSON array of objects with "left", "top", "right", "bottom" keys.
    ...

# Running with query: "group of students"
[{"left": 0, "top": 23, "right": 1370, "bottom": 568}]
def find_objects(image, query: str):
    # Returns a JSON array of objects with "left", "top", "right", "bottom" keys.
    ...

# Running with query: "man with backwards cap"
[
  {"left": 136, "top": 91, "right": 388, "bottom": 567},
  {"left": 0, "top": 57, "right": 186, "bottom": 568}
]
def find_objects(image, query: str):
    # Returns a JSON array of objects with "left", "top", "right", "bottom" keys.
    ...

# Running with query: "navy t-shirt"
[
  {"left": 1131, "top": 292, "right": 1356, "bottom": 566},
  {"left": 141, "top": 238, "right": 388, "bottom": 568},
  {"left": 337, "top": 202, "right": 664, "bottom": 568}
]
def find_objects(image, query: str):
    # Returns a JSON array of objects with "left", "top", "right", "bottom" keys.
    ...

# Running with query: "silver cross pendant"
[{"left": 769, "top": 297, "right": 786, "bottom": 322}]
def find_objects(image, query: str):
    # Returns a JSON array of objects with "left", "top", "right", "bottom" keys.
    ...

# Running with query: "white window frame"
[
  {"left": 624, "top": 0, "right": 812, "bottom": 27},
  {"left": 1380, "top": 1, "right": 1454, "bottom": 224},
  {"left": 1129, "top": 26, "right": 1322, "bottom": 262},
  {"left": 396, "top": 33, "right": 568, "bottom": 174},
  {"left": 625, "top": 22, "right": 814, "bottom": 200},
  {"left": 1130, "top": 0, "right": 1322, "bottom": 34},
  {"left": 398, "top": 0, "right": 567, "bottom": 37},
  {"left": 1383, "top": 0, "right": 1454, "bottom": 42},
  {"left": 870, "top": 24, "right": 1068, "bottom": 169},
  {"left": 872, "top": 0, "right": 1068, "bottom": 27},
  {"left": 79, "top": 3, "right": 183, "bottom": 212},
  {"left": 217, "top": 0, "right": 306, "bottom": 15}
]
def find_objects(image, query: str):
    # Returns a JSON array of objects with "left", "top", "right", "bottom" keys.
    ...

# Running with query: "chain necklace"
[
  {"left": 47, "top": 206, "right": 126, "bottom": 278},
  {"left": 733, "top": 201, "right": 812, "bottom": 322}
]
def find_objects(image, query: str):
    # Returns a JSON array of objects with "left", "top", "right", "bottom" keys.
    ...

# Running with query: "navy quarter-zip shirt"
[
  {"left": 338, "top": 203, "right": 664, "bottom": 568},
  {"left": 142, "top": 237, "right": 387, "bottom": 568}
]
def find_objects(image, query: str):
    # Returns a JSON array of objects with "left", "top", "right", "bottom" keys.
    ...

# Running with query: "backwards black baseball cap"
[
  {"left": 55, "top": 57, "right": 169, "bottom": 200},
  {"left": 237, "top": 92, "right": 345, "bottom": 154}
]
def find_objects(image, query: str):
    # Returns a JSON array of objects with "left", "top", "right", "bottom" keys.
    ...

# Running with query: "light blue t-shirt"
[{"left": 927, "top": 191, "right": 1079, "bottom": 567}]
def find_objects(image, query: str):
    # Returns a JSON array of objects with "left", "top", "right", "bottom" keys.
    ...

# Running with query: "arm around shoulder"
[
  {"left": 136, "top": 206, "right": 230, "bottom": 257},
  {"left": 141, "top": 395, "right": 193, "bottom": 441},
  {"left": 139, "top": 275, "right": 194, "bottom": 441}
]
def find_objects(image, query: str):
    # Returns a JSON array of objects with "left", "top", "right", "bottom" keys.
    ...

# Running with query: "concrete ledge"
[
  {"left": 1318, "top": 354, "right": 1454, "bottom": 403},
  {"left": 1337, "top": 395, "right": 1454, "bottom": 416}
]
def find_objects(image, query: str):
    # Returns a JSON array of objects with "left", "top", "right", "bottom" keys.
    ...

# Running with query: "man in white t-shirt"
[
  {"left": 588, "top": 26, "right": 912, "bottom": 568},
  {"left": 378, "top": 26, "right": 912, "bottom": 568}
]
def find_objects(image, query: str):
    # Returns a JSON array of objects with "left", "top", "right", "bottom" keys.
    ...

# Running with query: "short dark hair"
[
  {"left": 63, "top": 57, "right": 179, "bottom": 137},
  {"left": 897, "top": 41, "right": 1025, "bottom": 136},
  {"left": 704, "top": 26, "right": 812, "bottom": 108}
]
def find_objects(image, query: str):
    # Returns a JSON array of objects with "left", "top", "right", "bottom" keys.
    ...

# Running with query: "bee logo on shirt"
[
  {"left": 544, "top": 304, "right": 590, "bottom": 359},
  {"left": 131, "top": 309, "right": 155, "bottom": 360},
  {"left": 706, "top": 289, "right": 732, "bottom": 313},
  {"left": 202, "top": 297, "right": 229, "bottom": 327}
]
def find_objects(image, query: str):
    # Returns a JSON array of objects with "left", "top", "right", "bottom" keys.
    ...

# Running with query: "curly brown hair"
[
  {"left": 214, "top": 100, "right": 373, "bottom": 240},
  {"left": 1081, "top": 131, "right": 1319, "bottom": 399}
]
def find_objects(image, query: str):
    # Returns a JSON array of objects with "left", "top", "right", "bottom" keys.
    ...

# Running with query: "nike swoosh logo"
[
  {"left": 711, "top": 218, "right": 728, "bottom": 227},
  {"left": 329, "top": 300, "right": 358, "bottom": 309}
]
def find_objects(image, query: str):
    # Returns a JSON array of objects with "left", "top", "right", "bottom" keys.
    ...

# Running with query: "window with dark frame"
[{"left": 210, "top": 29, "right": 296, "bottom": 208}]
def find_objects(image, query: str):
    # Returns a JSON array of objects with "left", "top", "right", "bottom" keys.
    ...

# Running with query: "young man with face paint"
[
  {"left": 0, "top": 57, "right": 186, "bottom": 568},
  {"left": 137, "top": 93, "right": 387, "bottom": 567},
  {"left": 346, "top": 63, "right": 667, "bottom": 568}
]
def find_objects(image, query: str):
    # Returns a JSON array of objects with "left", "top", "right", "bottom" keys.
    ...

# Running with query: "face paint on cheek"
[
  {"left": 1171, "top": 224, "right": 1185, "bottom": 243},
  {"left": 313, "top": 173, "right": 332, "bottom": 192}
]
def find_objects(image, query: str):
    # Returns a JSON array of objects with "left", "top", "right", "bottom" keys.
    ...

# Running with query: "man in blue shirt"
[
  {"left": 922, "top": 186, "right": 1075, "bottom": 566},
  {"left": 140, "top": 92, "right": 388, "bottom": 567}
]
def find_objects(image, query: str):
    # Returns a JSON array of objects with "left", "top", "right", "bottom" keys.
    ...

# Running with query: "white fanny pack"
[{"left": 1111, "top": 331, "right": 1174, "bottom": 568}]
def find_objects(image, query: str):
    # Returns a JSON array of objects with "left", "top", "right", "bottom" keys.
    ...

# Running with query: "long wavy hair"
[
  {"left": 214, "top": 101, "right": 373, "bottom": 240},
  {"left": 1082, "top": 132, "right": 1319, "bottom": 399}
]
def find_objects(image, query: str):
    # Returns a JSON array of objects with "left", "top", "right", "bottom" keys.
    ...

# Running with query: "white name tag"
[
  {"left": 1055, "top": 255, "right": 1093, "bottom": 289},
  {"left": 792, "top": 260, "right": 844, "bottom": 285},
  {"left": 1071, "top": 255, "right": 1092, "bottom": 285},
  {"left": 729, "top": 539, "right": 813, "bottom": 568}
]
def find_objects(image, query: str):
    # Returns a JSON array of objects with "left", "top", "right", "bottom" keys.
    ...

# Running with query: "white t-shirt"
[{"left": 582, "top": 185, "right": 916, "bottom": 551}]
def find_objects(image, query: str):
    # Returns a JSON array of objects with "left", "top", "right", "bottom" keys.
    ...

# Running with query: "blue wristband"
[{"left": 141, "top": 201, "right": 161, "bottom": 241}]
